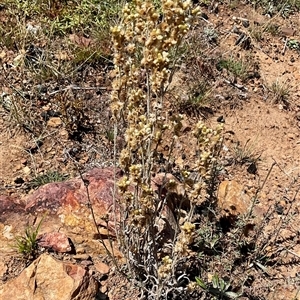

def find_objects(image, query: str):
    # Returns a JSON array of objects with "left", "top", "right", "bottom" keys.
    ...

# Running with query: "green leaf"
[
  {"left": 195, "top": 277, "right": 207, "bottom": 290},
  {"left": 212, "top": 274, "right": 219, "bottom": 289}
]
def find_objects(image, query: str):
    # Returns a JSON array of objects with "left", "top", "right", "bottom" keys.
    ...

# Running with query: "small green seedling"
[
  {"left": 287, "top": 40, "right": 300, "bottom": 51},
  {"left": 196, "top": 274, "right": 240, "bottom": 299}
]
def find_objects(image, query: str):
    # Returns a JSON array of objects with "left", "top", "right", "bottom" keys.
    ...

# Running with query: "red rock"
[
  {"left": 37, "top": 232, "right": 72, "bottom": 253},
  {"left": 25, "top": 181, "right": 81, "bottom": 213},
  {"left": 25, "top": 168, "right": 121, "bottom": 217},
  {"left": 23, "top": 168, "right": 122, "bottom": 235},
  {"left": 0, "top": 195, "right": 24, "bottom": 221}
]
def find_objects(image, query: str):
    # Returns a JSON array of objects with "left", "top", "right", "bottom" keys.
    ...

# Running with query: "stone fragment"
[
  {"left": 0, "top": 51, "right": 6, "bottom": 59},
  {"left": 76, "top": 246, "right": 86, "bottom": 254},
  {"left": 280, "top": 27, "right": 296, "bottom": 37},
  {"left": 2, "top": 225, "right": 13, "bottom": 240},
  {"left": 47, "top": 117, "right": 62, "bottom": 128},
  {"left": 37, "top": 232, "right": 72, "bottom": 253},
  {"left": 0, "top": 254, "right": 99, "bottom": 300},
  {"left": 59, "top": 129, "right": 69, "bottom": 139},
  {"left": 100, "top": 285, "right": 107, "bottom": 293},
  {"left": 23, "top": 166, "right": 31, "bottom": 175},
  {"left": 73, "top": 254, "right": 91, "bottom": 261},
  {"left": 94, "top": 262, "right": 110, "bottom": 274}
]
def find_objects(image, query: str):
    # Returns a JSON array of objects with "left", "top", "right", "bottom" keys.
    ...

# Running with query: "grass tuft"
[
  {"left": 29, "top": 171, "right": 68, "bottom": 189},
  {"left": 14, "top": 217, "right": 44, "bottom": 259},
  {"left": 216, "top": 58, "right": 250, "bottom": 82},
  {"left": 269, "top": 79, "right": 291, "bottom": 106}
]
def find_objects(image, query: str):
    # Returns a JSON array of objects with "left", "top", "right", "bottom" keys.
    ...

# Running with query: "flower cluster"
[
  {"left": 174, "top": 222, "right": 195, "bottom": 256},
  {"left": 111, "top": 0, "right": 194, "bottom": 225},
  {"left": 187, "top": 122, "right": 223, "bottom": 203},
  {"left": 111, "top": 0, "right": 196, "bottom": 122},
  {"left": 158, "top": 255, "right": 173, "bottom": 279}
]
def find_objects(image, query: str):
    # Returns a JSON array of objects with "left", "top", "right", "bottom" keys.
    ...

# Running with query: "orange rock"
[
  {"left": 0, "top": 254, "right": 99, "bottom": 300},
  {"left": 94, "top": 262, "right": 110, "bottom": 274},
  {"left": 217, "top": 180, "right": 251, "bottom": 218},
  {"left": 47, "top": 117, "right": 62, "bottom": 128}
]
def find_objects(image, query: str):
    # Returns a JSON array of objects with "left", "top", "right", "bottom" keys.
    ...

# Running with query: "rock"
[
  {"left": 217, "top": 115, "right": 225, "bottom": 123},
  {"left": 23, "top": 167, "right": 121, "bottom": 235},
  {"left": 0, "top": 51, "right": 6, "bottom": 59},
  {"left": 80, "top": 260, "right": 93, "bottom": 267},
  {"left": 287, "top": 133, "right": 295, "bottom": 140},
  {"left": 280, "top": 27, "right": 296, "bottom": 37},
  {"left": 59, "top": 129, "right": 69, "bottom": 139},
  {"left": 217, "top": 180, "right": 251, "bottom": 218},
  {"left": 73, "top": 254, "right": 91, "bottom": 261},
  {"left": 0, "top": 195, "right": 24, "bottom": 220},
  {"left": 2, "top": 225, "right": 13, "bottom": 240},
  {"left": 150, "top": 173, "right": 184, "bottom": 244},
  {"left": 76, "top": 246, "right": 86, "bottom": 254},
  {"left": 100, "top": 285, "right": 107, "bottom": 294},
  {"left": 181, "top": 119, "right": 192, "bottom": 133},
  {"left": 94, "top": 262, "right": 110, "bottom": 274},
  {"left": 47, "top": 117, "right": 62, "bottom": 128},
  {"left": 26, "top": 24, "right": 40, "bottom": 35},
  {"left": 0, "top": 253, "right": 99, "bottom": 300},
  {"left": 37, "top": 232, "right": 72, "bottom": 253},
  {"left": 25, "top": 168, "right": 120, "bottom": 216},
  {"left": 151, "top": 173, "right": 185, "bottom": 198},
  {"left": 0, "top": 168, "right": 124, "bottom": 283},
  {"left": 23, "top": 166, "right": 31, "bottom": 175}
]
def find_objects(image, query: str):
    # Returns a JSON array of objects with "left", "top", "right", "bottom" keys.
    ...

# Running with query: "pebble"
[
  {"left": 23, "top": 166, "right": 31, "bottom": 175},
  {"left": 76, "top": 246, "right": 86, "bottom": 254},
  {"left": 47, "top": 117, "right": 62, "bottom": 128},
  {"left": 100, "top": 285, "right": 108, "bottom": 293},
  {"left": 73, "top": 254, "right": 91, "bottom": 260},
  {"left": 94, "top": 262, "right": 110, "bottom": 274},
  {"left": 15, "top": 164, "right": 22, "bottom": 171}
]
